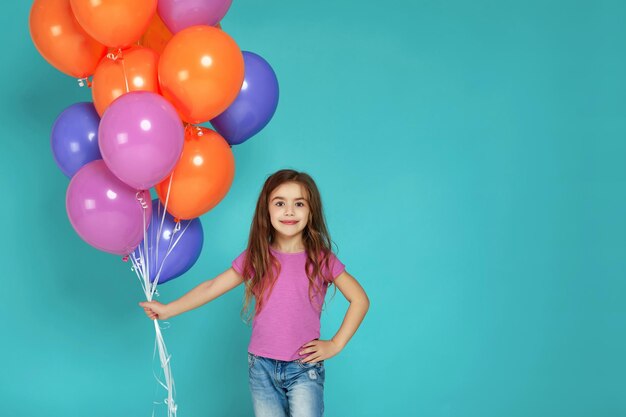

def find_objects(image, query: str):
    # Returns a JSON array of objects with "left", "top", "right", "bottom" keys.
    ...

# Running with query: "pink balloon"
[
  {"left": 99, "top": 91, "right": 184, "bottom": 190},
  {"left": 66, "top": 160, "right": 152, "bottom": 255},
  {"left": 158, "top": 0, "right": 232, "bottom": 33}
]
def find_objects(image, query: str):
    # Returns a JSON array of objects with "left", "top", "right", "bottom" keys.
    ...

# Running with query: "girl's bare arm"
[{"left": 140, "top": 267, "right": 244, "bottom": 320}]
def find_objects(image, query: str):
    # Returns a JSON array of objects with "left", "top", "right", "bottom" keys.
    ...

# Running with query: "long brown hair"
[{"left": 241, "top": 169, "right": 336, "bottom": 321}]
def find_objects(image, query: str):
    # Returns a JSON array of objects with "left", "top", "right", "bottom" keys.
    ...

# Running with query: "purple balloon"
[
  {"left": 210, "top": 51, "right": 279, "bottom": 145},
  {"left": 158, "top": 0, "right": 232, "bottom": 34},
  {"left": 133, "top": 199, "right": 204, "bottom": 285},
  {"left": 66, "top": 160, "right": 152, "bottom": 255},
  {"left": 99, "top": 92, "right": 184, "bottom": 190},
  {"left": 51, "top": 102, "right": 101, "bottom": 178}
]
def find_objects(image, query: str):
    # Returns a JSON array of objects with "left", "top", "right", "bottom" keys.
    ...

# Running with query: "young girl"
[{"left": 140, "top": 169, "right": 370, "bottom": 417}]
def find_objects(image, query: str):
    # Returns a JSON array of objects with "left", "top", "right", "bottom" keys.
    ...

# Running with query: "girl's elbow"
[{"left": 358, "top": 293, "right": 370, "bottom": 311}]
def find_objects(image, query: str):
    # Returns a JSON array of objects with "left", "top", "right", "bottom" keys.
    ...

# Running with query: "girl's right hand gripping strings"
[{"left": 140, "top": 301, "right": 171, "bottom": 321}]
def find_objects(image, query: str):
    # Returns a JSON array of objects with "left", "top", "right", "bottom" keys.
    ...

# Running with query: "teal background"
[{"left": 1, "top": 0, "right": 625, "bottom": 416}]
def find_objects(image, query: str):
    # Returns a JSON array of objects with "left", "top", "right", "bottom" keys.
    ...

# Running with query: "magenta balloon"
[
  {"left": 66, "top": 160, "right": 152, "bottom": 255},
  {"left": 158, "top": 0, "right": 232, "bottom": 33},
  {"left": 99, "top": 91, "right": 184, "bottom": 190}
]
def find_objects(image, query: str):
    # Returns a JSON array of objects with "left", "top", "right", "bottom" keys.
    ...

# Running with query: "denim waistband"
[{"left": 248, "top": 352, "right": 306, "bottom": 364}]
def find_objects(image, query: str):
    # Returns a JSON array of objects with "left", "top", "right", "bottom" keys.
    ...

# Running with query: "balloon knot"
[
  {"left": 122, "top": 255, "right": 129, "bottom": 262},
  {"left": 136, "top": 191, "right": 149, "bottom": 209},
  {"left": 106, "top": 48, "right": 124, "bottom": 61},
  {"left": 77, "top": 77, "right": 92, "bottom": 88}
]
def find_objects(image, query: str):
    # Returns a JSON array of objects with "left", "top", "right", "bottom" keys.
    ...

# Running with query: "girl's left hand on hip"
[{"left": 299, "top": 339, "right": 342, "bottom": 363}]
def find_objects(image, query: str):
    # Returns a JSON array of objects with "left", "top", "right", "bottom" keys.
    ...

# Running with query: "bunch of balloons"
[
  {"left": 30, "top": 1, "right": 279, "bottom": 415},
  {"left": 30, "top": 0, "right": 279, "bottom": 275}
]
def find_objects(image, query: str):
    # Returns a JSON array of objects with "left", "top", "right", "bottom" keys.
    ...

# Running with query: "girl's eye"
[{"left": 273, "top": 201, "right": 306, "bottom": 207}]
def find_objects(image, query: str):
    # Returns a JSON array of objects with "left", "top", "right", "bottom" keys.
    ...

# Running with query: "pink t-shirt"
[{"left": 232, "top": 248, "right": 345, "bottom": 361}]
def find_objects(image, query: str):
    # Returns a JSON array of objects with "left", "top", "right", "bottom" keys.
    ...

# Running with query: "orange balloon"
[
  {"left": 70, "top": 0, "right": 157, "bottom": 48},
  {"left": 91, "top": 47, "right": 160, "bottom": 116},
  {"left": 156, "top": 126, "right": 235, "bottom": 220},
  {"left": 29, "top": 0, "right": 106, "bottom": 78},
  {"left": 138, "top": 13, "right": 173, "bottom": 55},
  {"left": 158, "top": 26, "right": 244, "bottom": 124},
  {"left": 139, "top": 16, "right": 221, "bottom": 55}
]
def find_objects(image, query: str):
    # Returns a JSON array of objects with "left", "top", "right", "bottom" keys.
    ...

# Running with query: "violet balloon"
[
  {"left": 51, "top": 102, "right": 101, "bottom": 178},
  {"left": 158, "top": 0, "right": 232, "bottom": 33},
  {"left": 66, "top": 160, "right": 152, "bottom": 255},
  {"left": 210, "top": 51, "right": 279, "bottom": 145},
  {"left": 133, "top": 199, "right": 204, "bottom": 285},
  {"left": 99, "top": 91, "right": 184, "bottom": 190}
]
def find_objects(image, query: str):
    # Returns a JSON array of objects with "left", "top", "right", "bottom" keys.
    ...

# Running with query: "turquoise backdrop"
[{"left": 1, "top": 1, "right": 625, "bottom": 416}]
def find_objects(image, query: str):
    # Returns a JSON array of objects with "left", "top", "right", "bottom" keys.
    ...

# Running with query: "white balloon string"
[
  {"left": 151, "top": 202, "right": 159, "bottom": 282},
  {"left": 121, "top": 57, "right": 130, "bottom": 94},
  {"left": 148, "top": 201, "right": 156, "bottom": 290},
  {"left": 154, "top": 320, "right": 177, "bottom": 416},
  {"left": 151, "top": 230, "right": 176, "bottom": 299},
  {"left": 129, "top": 254, "right": 148, "bottom": 295},
  {"left": 105, "top": 49, "right": 129, "bottom": 93},
  {"left": 161, "top": 221, "right": 187, "bottom": 263},
  {"left": 130, "top": 230, "right": 147, "bottom": 294},
  {"left": 137, "top": 246, "right": 148, "bottom": 297},
  {"left": 133, "top": 192, "right": 178, "bottom": 416},
  {"left": 144, "top": 205, "right": 152, "bottom": 300},
  {"left": 152, "top": 221, "right": 180, "bottom": 292},
  {"left": 152, "top": 335, "right": 169, "bottom": 393},
  {"left": 152, "top": 220, "right": 190, "bottom": 291},
  {"left": 138, "top": 193, "right": 152, "bottom": 301},
  {"left": 156, "top": 174, "right": 175, "bottom": 282}
]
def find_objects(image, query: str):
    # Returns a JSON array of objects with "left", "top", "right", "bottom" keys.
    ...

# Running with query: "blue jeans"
[{"left": 248, "top": 353, "right": 325, "bottom": 417}]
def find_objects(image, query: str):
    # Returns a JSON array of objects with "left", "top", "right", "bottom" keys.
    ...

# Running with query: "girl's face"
[{"left": 268, "top": 181, "right": 310, "bottom": 240}]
